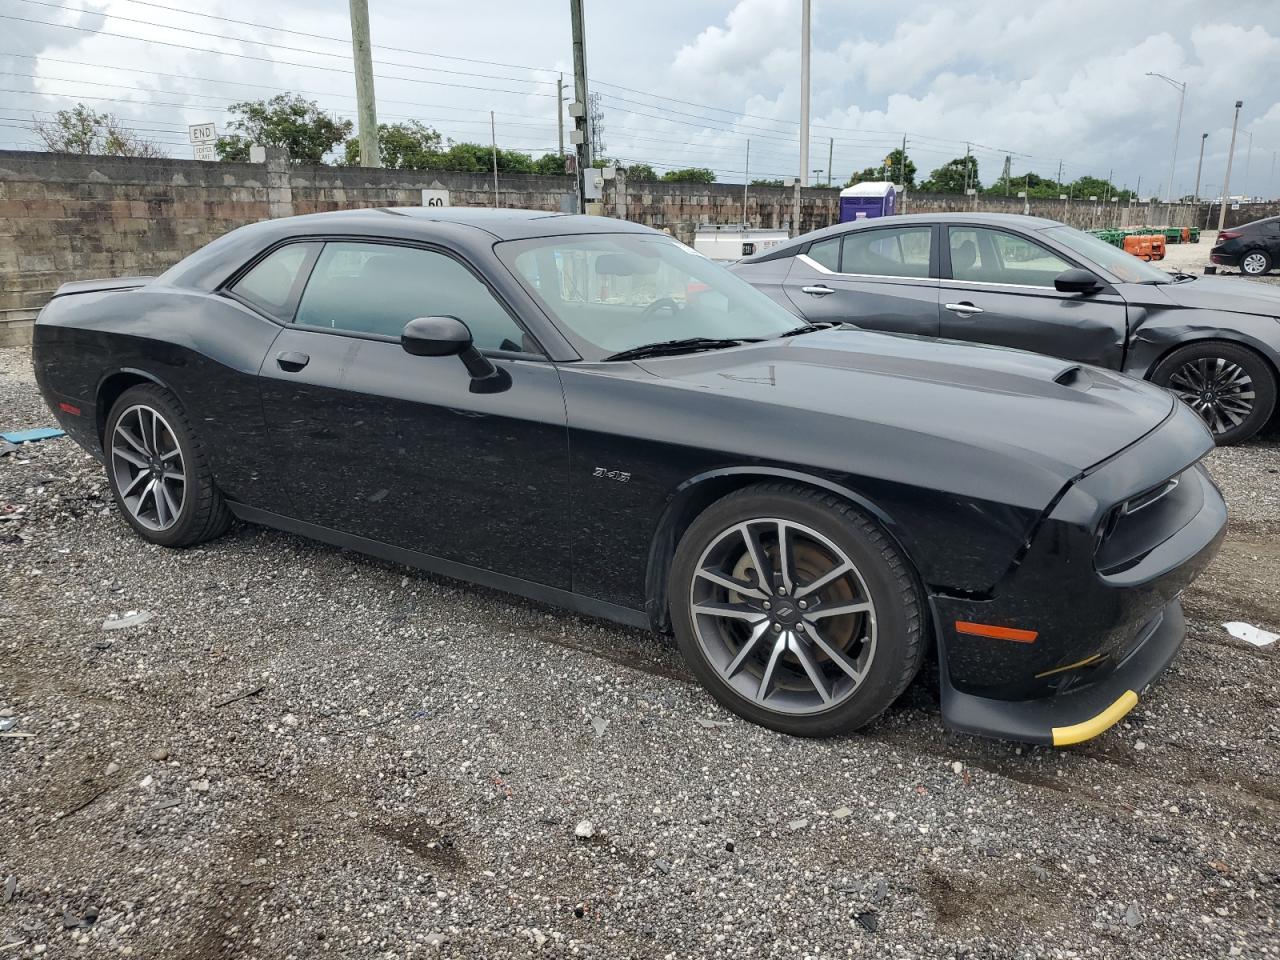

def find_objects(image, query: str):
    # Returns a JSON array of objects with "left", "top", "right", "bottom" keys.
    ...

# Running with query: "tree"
[
  {"left": 531, "top": 152, "right": 569, "bottom": 175},
  {"left": 216, "top": 94, "right": 352, "bottom": 164},
  {"left": 750, "top": 178, "right": 786, "bottom": 187},
  {"left": 33, "top": 104, "right": 165, "bottom": 158},
  {"left": 920, "top": 155, "right": 979, "bottom": 194},
  {"left": 1066, "top": 175, "right": 1132, "bottom": 201},
  {"left": 343, "top": 121, "right": 442, "bottom": 169},
  {"left": 846, "top": 148, "right": 915, "bottom": 188},
  {"left": 625, "top": 163, "right": 657, "bottom": 181},
  {"left": 659, "top": 167, "right": 716, "bottom": 183}
]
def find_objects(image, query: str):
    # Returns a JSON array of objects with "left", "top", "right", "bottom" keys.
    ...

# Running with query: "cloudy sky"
[{"left": 4, "top": 0, "right": 1279, "bottom": 198}]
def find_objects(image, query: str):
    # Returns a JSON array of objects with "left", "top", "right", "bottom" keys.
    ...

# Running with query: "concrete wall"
[{"left": 0, "top": 147, "right": 1220, "bottom": 346}]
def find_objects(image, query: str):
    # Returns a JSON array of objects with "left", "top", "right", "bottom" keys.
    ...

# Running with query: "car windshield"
[
  {"left": 497, "top": 233, "right": 803, "bottom": 359},
  {"left": 1042, "top": 225, "right": 1172, "bottom": 284}
]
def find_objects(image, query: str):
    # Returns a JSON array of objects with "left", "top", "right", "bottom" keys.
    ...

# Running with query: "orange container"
[
  {"left": 1123, "top": 235, "right": 1153, "bottom": 259},
  {"left": 1147, "top": 235, "right": 1165, "bottom": 260}
]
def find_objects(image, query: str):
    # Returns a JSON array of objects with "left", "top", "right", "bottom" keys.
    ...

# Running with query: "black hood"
[{"left": 636, "top": 329, "right": 1175, "bottom": 481}]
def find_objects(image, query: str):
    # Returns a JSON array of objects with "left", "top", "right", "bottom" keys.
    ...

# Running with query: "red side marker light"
[
  {"left": 955, "top": 621, "right": 1038, "bottom": 644},
  {"left": 58, "top": 402, "right": 81, "bottom": 416}
]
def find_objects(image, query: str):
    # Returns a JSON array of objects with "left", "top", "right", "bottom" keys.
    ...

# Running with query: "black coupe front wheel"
[
  {"left": 104, "top": 384, "right": 232, "bottom": 547},
  {"left": 670, "top": 484, "right": 925, "bottom": 737},
  {"left": 1151, "top": 342, "right": 1277, "bottom": 445}
]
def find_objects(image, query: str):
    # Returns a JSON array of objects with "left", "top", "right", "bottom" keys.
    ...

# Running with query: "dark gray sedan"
[{"left": 731, "top": 213, "right": 1280, "bottom": 444}]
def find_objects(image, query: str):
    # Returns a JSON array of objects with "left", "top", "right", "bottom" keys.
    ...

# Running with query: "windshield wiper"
[
  {"left": 775, "top": 321, "right": 839, "bottom": 338},
  {"left": 603, "top": 337, "right": 749, "bottom": 362}
]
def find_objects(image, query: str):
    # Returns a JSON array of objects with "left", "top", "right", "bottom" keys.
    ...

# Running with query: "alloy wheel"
[
  {"left": 1241, "top": 252, "right": 1269, "bottom": 275},
  {"left": 688, "top": 517, "right": 877, "bottom": 715},
  {"left": 110, "top": 404, "right": 187, "bottom": 531},
  {"left": 1167, "top": 357, "right": 1255, "bottom": 436}
]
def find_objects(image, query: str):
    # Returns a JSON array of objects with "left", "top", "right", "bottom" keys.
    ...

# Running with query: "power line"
[{"left": 0, "top": 15, "right": 559, "bottom": 97}]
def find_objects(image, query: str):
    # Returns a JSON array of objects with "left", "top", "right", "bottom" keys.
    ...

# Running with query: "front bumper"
[{"left": 930, "top": 403, "right": 1226, "bottom": 746}]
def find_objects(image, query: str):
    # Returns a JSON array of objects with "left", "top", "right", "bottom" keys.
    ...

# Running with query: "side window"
[
  {"left": 949, "top": 227, "right": 1072, "bottom": 287},
  {"left": 839, "top": 227, "right": 931, "bottom": 278},
  {"left": 806, "top": 236, "right": 841, "bottom": 271},
  {"left": 230, "top": 242, "right": 319, "bottom": 320},
  {"left": 294, "top": 242, "right": 534, "bottom": 352}
]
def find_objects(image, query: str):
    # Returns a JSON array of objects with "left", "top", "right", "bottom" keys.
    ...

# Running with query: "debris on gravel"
[{"left": 1, "top": 344, "right": 1278, "bottom": 958}]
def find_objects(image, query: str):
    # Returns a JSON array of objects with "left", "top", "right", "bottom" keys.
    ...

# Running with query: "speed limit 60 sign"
[{"left": 421, "top": 188, "right": 450, "bottom": 207}]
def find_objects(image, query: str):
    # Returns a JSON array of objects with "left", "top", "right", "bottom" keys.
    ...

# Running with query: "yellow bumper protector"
[
  {"left": 1035, "top": 653, "right": 1105, "bottom": 679},
  {"left": 1051, "top": 690, "right": 1139, "bottom": 747}
]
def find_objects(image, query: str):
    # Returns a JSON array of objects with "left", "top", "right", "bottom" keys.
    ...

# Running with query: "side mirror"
[
  {"left": 1054, "top": 268, "right": 1102, "bottom": 294},
  {"left": 401, "top": 316, "right": 503, "bottom": 386}
]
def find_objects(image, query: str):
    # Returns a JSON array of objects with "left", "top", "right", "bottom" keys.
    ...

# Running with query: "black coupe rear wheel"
[
  {"left": 670, "top": 484, "right": 925, "bottom": 737},
  {"left": 104, "top": 384, "right": 232, "bottom": 547},
  {"left": 1152, "top": 342, "right": 1276, "bottom": 445}
]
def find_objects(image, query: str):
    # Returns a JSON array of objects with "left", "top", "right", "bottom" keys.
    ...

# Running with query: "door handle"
[
  {"left": 801, "top": 285, "right": 835, "bottom": 296},
  {"left": 944, "top": 302, "right": 984, "bottom": 315},
  {"left": 275, "top": 351, "right": 310, "bottom": 372}
]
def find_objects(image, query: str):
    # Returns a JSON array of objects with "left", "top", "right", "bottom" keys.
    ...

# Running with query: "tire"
[
  {"left": 1151, "top": 341, "right": 1278, "bottom": 445},
  {"left": 103, "top": 383, "right": 232, "bottom": 547},
  {"left": 1240, "top": 249, "right": 1272, "bottom": 276},
  {"left": 669, "top": 483, "right": 925, "bottom": 737}
]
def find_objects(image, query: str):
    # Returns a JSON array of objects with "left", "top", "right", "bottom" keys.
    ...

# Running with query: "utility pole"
[
  {"left": 569, "top": 0, "right": 590, "bottom": 213},
  {"left": 490, "top": 111, "right": 498, "bottom": 209},
  {"left": 827, "top": 137, "right": 833, "bottom": 187},
  {"left": 794, "top": 0, "right": 810, "bottom": 235},
  {"left": 348, "top": 0, "right": 380, "bottom": 167},
  {"left": 742, "top": 139, "right": 750, "bottom": 226},
  {"left": 1145, "top": 72, "right": 1185, "bottom": 203},
  {"left": 1193, "top": 132, "right": 1207, "bottom": 201},
  {"left": 1056, "top": 159, "right": 1063, "bottom": 190},
  {"left": 964, "top": 143, "right": 972, "bottom": 195},
  {"left": 1002, "top": 154, "right": 1011, "bottom": 196},
  {"left": 900, "top": 133, "right": 908, "bottom": 212},
  {"left": 556, "top": 74, "right": 565, "bottom": 157},
  {"left": 1218, "top": 100, "right": 1243, "bottom": 232}
]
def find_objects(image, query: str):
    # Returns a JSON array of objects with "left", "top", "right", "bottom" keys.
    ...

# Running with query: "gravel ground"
[{"left": 1, "top": 343, "right": 1278, "bottom": 960}]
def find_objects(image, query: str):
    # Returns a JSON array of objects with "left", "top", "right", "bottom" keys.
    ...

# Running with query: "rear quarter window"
[{"left": 229, "top": 243, "right": 320, "bottom": 320}]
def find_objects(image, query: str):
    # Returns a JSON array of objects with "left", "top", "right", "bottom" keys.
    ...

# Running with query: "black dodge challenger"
[{"left": 33, "top": 208, "right": 1227, "bottom": 746}]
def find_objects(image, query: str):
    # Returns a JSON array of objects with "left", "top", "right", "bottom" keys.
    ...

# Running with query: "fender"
[
  {"left": 1124, "top": 313, "right": 1280, "bottom": 381},
  {"left": 642, "top": 464, "right": 930, "bottom": 633}
]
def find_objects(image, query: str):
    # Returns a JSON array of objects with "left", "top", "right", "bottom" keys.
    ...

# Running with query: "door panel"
[
  {"left": 260, "top": 331, "right": 571, "bottom": 587},
  {"left": 782, "top": 226, "right": 941, "bottom": 337},
  {"left": 940, "top": 226, "right": 1127, "bottom": 368}
]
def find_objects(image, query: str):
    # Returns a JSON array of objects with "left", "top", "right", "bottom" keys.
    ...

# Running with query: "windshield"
[
  {"left": 1042, "top": 225, "right": 1172, "bottom": 284},
  {"left": 496, "top": 233, "right": 802, "bottom": 359}
]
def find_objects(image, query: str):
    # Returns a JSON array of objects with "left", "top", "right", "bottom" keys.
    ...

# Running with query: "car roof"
[
  {"left": 739, "top": 211, "right": 1065, "bottom": 263},
  {"left": 264, "top": 206, "right": 657, "bottom": 241}
]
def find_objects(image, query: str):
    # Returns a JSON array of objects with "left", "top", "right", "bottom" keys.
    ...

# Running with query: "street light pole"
[
  {"left": 1217, "top": 100, "right": 1243, "bottom": 232},
  {"left": 794, "top": 0, "right": 811, "bottom": 236},
  {"left": 1193, "top": 132, "right": 1207, "bottom": 201},
  {"left": 1145, "top": 72, "right": 1185, "bottom": 204}
]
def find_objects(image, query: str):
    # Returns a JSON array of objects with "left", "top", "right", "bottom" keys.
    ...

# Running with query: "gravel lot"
[{"left": 1, "top": 342, "right": 1278, "bottom": 960}]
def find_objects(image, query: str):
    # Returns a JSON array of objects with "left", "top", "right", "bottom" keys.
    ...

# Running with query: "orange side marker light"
[{"left": 954, "top": 621, "right": 1038, "bottom": 644}]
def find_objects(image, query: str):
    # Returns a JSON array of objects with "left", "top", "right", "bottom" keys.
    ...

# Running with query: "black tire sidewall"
[
  {"left": 1152, "top": 342, "right": 1278, "bottom": 445},
  {"left": 104, "top": 385, "right": 206, "bottom": 547},
  {"left": 670, "top": 488, "right": 921, "bottom": 737}
]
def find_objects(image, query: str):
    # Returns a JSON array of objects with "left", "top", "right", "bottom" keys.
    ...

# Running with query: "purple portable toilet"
[{"left": 839, "top": 182, "right": 897, "bottom": 222}]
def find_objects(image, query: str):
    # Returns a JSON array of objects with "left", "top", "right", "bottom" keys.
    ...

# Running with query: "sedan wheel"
[
  {"left": 1240, "top": 250, "right": 1272, "bottom": 275},
  {"left": 1152, "top": 342, "right": 1277, "bottom": 445},
  {"left": 671, "top": 484, "right": 925, "bottom": 737},
  {"left": 110, "top": 404, "right": 186, "bottom": 531}
]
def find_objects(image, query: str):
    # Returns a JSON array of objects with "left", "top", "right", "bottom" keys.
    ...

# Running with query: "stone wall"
[{"left": 0, "top": 147, "right": 1223, "bottom": 345}]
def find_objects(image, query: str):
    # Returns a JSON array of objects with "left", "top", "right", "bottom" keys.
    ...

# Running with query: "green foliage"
[
  {"left": 217, "top": 94, "right": 352, "bottom": 164},
  {"left": 847, "top": 149, "right": 915, "bottom": 188},
  {"left": 625, "top": 163, "right": 658, "bottom": 180},
  {"left": 920, "top": 155, "right": 979, "bottom": 194},
  {"left": 343, "top": 121, "right": 442, "bottom": 169},
  {"left": 34, "top": 104, "right": 164, "bottom": 157},
  {"left": 750, "top": 178, "right": 786, "bottom": 187},
  {"left": 532, "top": 152, "right": 569, "bottom": 175},
  {"left": 659, "top": 167, "right": 716, "bottom": 183}
]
